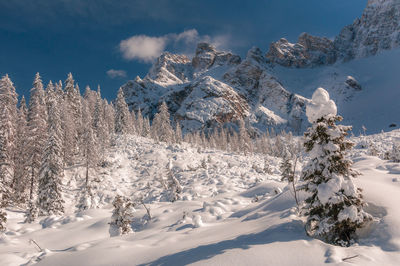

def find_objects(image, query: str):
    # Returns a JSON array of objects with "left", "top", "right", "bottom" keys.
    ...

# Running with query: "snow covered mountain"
[
  {"left": 122, "top": 43, "right": 309, "bottom": 134},
  {"left": 122, "top": 0, "right": 400, "bottom": 134}
]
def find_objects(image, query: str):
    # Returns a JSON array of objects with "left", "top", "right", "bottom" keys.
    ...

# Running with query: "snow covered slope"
[{"left": 1, "top": 131, "right": 400, "bottom": 265}]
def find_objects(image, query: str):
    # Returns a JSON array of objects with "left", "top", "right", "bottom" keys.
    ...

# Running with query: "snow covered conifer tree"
[
  {"left": 175, "top": 121, "right": 183, "bottom": 144},
  {"left": 142, "top": 117, "right": 151, "bottom": 137},
  {"left": 114, "top": 88, "right": 131, "bottom": 135},
  {"left": 13, "top": 96, "right": 30, "bottom": 204},
  {"left": 151, "top": 102, "right": 174, "bottom": 143},
  {"left": 27, "top": 73, "right": 48, "bottom": 202},
  {"left": 37, "top": 83, "right": 65, "bottom": 216},
  {"left": 301, "top": 88, "right": 371, "bottom": 246},
  {"left": 109, "top": 195, "right": 135, "bottom": 237},
  {"left": 136, "top": 109, "right": 144, "bottom": 136},
  {"left": 0, "top": 74, "right": 18, "bottom": 209},
  {"left": 238, "top": 119, "right": 252, "bottom": 155},
  {"left": 92, "top": 89, "right": 109, "bottom": 164},
  {"left": 76, "top": 100, "right": 99, "bottom": 211},
  {"left": 63, "top": 73, "right": 81, "bottom": 158}
]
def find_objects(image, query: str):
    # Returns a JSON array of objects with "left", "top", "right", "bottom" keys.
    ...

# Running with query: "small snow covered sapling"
[
  {"left": 109, "top": 195, "right": 135, "bottom": 237},
  {"left": 280, "top": 149, "right": 300, "bottom": 211},
  {"left": 166, "top": 160, "right": 183, "bottom": 202},
  {"left": 391, "top": 143, "right": 400, "bottom": 162},
  {"left": 0, "top": 208, "right": 6, "bottom": 232},
  {"left": 25, "top": 200, "right": 39, "bottom": 223},
  {"left": 301, "top": 88, "right": 371, "bottom": 247}
]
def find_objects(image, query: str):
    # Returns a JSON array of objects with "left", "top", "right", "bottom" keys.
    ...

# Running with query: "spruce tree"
[
  {"left": 37, "top": 82, "right": 65, "bottom": 216},
  {"left": 76, "top": 100, "right": 99, "bottom": 211},
  {"left": 175, "top": 121, "right": 183, "bottom": 144},
  {"left": 301, "top": 88, "right": 371, "bottom": 246},
  {"left": 114, "top": 88, "right": 131, "bottom": 135},
  {"left": 136, "top": 109, "right": 144, "bottom": 136},
  {"left": 92, "top": 89, "right": 109, "bottom": 164},
  {"left": 63, "top": 73, "right": 81, "bottom": 159},
  {"left": 238, "top": 119, "right": 252, "bottom": 155},
  {"left": 142, "top": 117, "right": 151, "bottom": 137},
  {"left": 13, "top": 96, "right": 30, "bottom": 204},
  {"left": 27, "top": 73, "right": 48, "bottom": 202},
  {"left": 0, "top": 75, "right": 18, "bottom": 208},
  {"left": 151, "top": 102, "right": 174, "bottom": 143}
]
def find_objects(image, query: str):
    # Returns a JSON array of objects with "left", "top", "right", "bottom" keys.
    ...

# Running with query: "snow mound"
[{"left": 306, "top": 87, "right": 337, "bottom": 123}]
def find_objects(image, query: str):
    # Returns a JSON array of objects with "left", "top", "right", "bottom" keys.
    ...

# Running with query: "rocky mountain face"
[
  {"left": 335, "top": 0, "right": 400, "bottom": 61},
  {"left": 122, "top": 43, "right": 309, "bottom": 134},
  {"left": 266, "top": 0, "right": 400, "bottom": 67},
  {"left": 266, "top": 33, "right": 336, "bottom": 68},
  {"left": 122, "top": 0, "right": 400, "bottom": 134}
]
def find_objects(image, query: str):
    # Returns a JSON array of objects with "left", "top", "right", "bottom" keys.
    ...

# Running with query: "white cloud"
[
  {"left": 119, "top": 29, "right": 231, "bottom": 62},
  {"left": 107, "top": 69, "right": 127, "bottom": 79},
  {"left": 119, "top": 35, "right": 168, "bottom": 62}
]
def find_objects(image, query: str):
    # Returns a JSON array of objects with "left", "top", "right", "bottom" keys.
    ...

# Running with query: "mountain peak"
[{"left": 192, "top": 42, "right": 241, "bottom": 70}]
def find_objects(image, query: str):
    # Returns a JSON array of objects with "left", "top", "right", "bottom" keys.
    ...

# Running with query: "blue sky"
[{"left": 0, "top": 0, "right": 367, "bottom": 100}]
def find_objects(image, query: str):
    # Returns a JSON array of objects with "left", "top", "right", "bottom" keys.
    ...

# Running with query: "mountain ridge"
[{"left": 122, "top": 0, "right": 400, "bottom": 134}]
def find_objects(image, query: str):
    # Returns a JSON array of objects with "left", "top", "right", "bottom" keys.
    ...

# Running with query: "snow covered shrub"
[
  {"left": 301, "top": 88, "right": 371, "bottom": 247},
  {"left": 166, "top": 161, "right": 183, "bottom": 202},
  {"left": 0, "top": 208, "right": 6, "bottom": 232},
  {"left": 280, "top": 149, "right": 300, "bottom": 208},
  {"left": 76, "top": 185, "right": 96, "bottom": 212},
  {"left": 391, "top": 143, "right": 400, "bottom": 162},
  {"left": 367, "top": 143, "right": 379, "bottom": 157},
  {"left": 109, "top": 195, "right": 135, "bottom": 237},
  {"left": 25, "top": 200, "right": 39, "bottom": 223}
]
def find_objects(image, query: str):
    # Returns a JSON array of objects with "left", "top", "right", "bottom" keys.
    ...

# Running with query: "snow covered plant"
[
  {"left": 165, "top": 160, "right": 183, "bottom": 202},
  {"left": 280, "top": 149, "right": 300, "bottom": 210},
  {"left": 391, "top": 142, "right": 400, "bottom": 162},
  {"left": 301, "top": 88, "right": 371, "bottom": 247},
  {"left": 109, "top": 195, "right": 135, "bottom": 237},
  {"left": 0, "top": 208, "right": 6, "bottom": 232}
]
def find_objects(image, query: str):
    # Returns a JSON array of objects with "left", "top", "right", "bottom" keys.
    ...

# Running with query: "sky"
[{"left": 0, "top": 0, "right": 367, "bottom": 101}]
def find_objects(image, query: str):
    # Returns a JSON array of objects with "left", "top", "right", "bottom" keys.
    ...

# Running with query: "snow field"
[{"left": 0, "top": 131, "right": 399, "bottom": 265}]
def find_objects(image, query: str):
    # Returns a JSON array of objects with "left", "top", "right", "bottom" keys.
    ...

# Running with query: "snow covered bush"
[
  {"left": 301, "top": 88, "right": 371, "bottom": 246},
  {"left": 109, "top": 195, "right": 135, "bottom": 237},
  {"left": 25, "top": 200, "right": 39, "bottom": 223},
  {"left": 0, "top": 208, "right": 6, "bottom": 232},
  {"left": 165, "top": 160, "right": 183, "bottom": 202},
  {"left": 280, "top": 149, "right": 300, "bottom": 209},
  {"left": 391, "top": 142, "right": 400, "bottom": 162}
]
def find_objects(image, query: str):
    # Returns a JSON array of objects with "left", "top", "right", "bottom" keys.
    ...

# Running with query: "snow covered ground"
[{"left": 0, "top": 131, "right": 399, "bottom": 266}]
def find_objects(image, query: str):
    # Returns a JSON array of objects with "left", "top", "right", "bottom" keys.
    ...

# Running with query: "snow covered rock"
[
  {"left": 266, "top": 33, "right": 336, "bottom": 68},
  {"left": 175, "top": 76, "right": 249, "bottom": 131},
  {"left": 192, "top": 42, "right": 240, "bottom": 71},
  {"left": 345, "top": 76, "right": 362, "bottom": 91}
]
